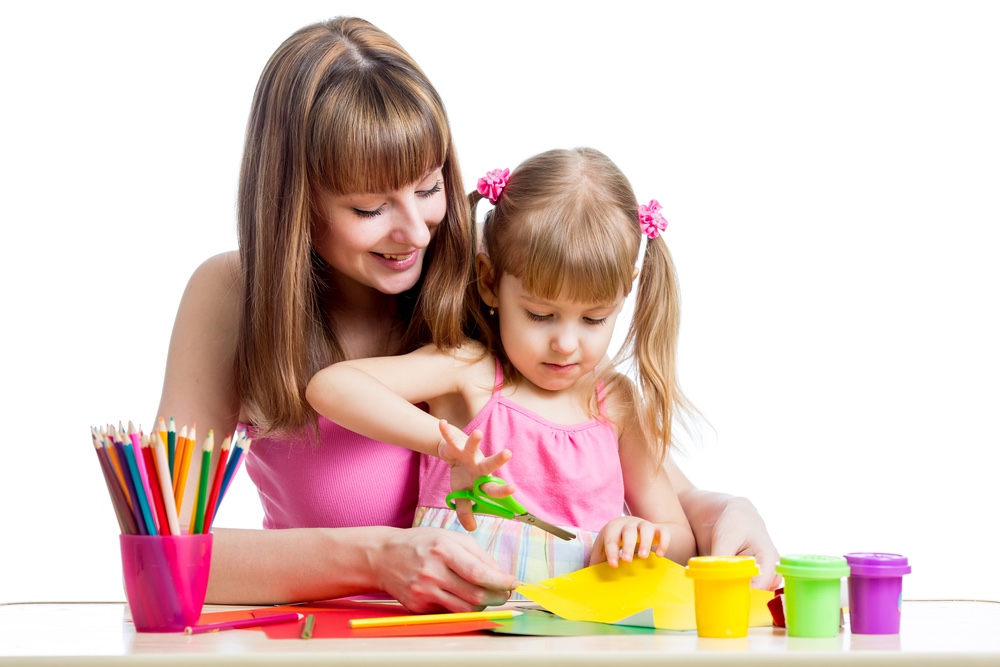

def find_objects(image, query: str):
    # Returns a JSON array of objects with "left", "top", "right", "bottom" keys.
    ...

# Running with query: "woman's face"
[{"left": 312, "top": 167, "right": 446, "bottom": 296}]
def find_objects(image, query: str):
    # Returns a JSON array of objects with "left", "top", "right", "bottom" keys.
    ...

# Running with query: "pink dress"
[
  {"left": 415, "top": 359, "right": 625, "bottom": 586},
  {"left": 242, "top": 417, "right": 419, "bottom": 530}
]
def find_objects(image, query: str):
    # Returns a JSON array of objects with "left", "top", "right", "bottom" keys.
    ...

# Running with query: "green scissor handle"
[{"left": 445, "top": 475, "right": 526, "bottom": 519}]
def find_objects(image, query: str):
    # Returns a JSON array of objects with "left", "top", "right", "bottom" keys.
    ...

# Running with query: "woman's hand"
[
  {"left": 589, "top": 516, "right": 672, "bottom": 568},
  {"left": 436, "top": 419, "right": 514, "bottom": 531},
  {"left": 375, "top": 527, "right": 519, "bottom": 612}
]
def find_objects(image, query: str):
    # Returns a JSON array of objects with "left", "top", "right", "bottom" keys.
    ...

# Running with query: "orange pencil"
[
  {"left": 175, "top": 424, "right": 195, "bottom": 514},
  {"left": 172, "top": 424, "right": 188, "bottom": 489}
]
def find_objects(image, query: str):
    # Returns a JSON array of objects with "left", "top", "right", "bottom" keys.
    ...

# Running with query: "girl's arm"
[
  {"left": 590, "top": 386, "right": 697, "bottom": 567},
  {"left": 157, "top": 254, "right": 518, "bottom": 609},
  {"left": 305, "top": 347, "right": 514, "bottom": 528},
  {"left": 666, "top": 460, "right": 781, "bottom": 590}
]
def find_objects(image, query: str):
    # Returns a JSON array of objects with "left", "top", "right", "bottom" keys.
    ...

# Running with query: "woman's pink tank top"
[{"left": 242, "top": 417, "right": 419, "bottom": 530}]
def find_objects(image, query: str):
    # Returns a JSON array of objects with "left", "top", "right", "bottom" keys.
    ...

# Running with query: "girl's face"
[
  {"left": 489, "top": 273, "right": 625, "bottom": 392},
  {"left": 312, "top": 168, "right": 446, "bottom": 297}
]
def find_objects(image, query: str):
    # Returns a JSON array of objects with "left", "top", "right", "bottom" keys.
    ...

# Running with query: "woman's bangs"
[{"left": 311, "top": 79, "right": 448, "bottom": 195}]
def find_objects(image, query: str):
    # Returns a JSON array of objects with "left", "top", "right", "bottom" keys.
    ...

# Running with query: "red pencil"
[
  {"left": 140, "top": 432, "right": 170, "bottom": 535},
  {"left": 202, "top": 434, "right": 231, "bottom": 530},
  {"left": 183, "top": 612, "right": 304, "bottom": 635}
]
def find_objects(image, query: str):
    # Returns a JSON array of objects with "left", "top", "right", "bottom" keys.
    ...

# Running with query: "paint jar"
[
  {"left": 844, "top": 552, "right": 911, "bottom": 634},
  {"left": 686, "top": 556, "right": 759, "bottom": 638},
  {"left": 775, "top": 554, "right": 849, "bottom": 638},
  {"left": 120, "top": 533, "right": 213, "bottom": 632}
]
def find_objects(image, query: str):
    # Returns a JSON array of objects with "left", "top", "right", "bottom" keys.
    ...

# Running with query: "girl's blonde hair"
[
  {"left": 470, "top": 147, "right": 688, "bottom": 463},
  {"left": 236, "top": 17, "right": 474, "bottom": 436}
]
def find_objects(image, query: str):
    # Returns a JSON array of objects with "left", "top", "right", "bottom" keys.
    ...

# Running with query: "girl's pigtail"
[{"left": 619, "top": 233, "right": 688, "bottom": 465}]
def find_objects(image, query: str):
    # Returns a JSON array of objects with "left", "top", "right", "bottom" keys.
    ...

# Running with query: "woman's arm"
[
  {"left": 665, "top": 459, "right": 781, "bottom": 590},
  {"left": 208, "top": 526, "right": 517, "bottom": 610},
  {"left": 157, "top": 254, "right": 518, "bottom": 609}
]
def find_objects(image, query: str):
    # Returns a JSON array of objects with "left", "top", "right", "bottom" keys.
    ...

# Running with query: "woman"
[{"left": 157, "top": 16, "right": 778, "bottom": 612}]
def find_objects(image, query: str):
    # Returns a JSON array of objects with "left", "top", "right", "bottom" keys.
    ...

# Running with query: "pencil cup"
[
  {"left": 120, "top": 533, "right": 213, "bottom": 632},
  {"left": 775, "top": 554, "right": 849, "bottom": 638},
  {"left": 685, "top": 556, "right": 759, "bottom": 638},
  {"left": 844, "top": 552, "right": 911, "bottom": 634}
]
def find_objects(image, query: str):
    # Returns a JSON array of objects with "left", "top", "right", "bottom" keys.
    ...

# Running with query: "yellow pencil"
[{"left": 348, "top": 610, "right": 521, "bottom": 628}]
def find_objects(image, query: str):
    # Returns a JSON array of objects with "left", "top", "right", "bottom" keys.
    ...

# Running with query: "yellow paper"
[{"left": 516, "top": 554, "right": 774, "bottom": 631}]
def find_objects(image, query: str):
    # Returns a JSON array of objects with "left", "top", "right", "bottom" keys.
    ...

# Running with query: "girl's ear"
[{"left": 476, "top": 253, "right": 499, "bottom": 308}]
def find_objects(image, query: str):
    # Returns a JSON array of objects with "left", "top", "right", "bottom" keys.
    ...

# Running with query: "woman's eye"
[
  {"left": 353, "top": 207, "right": 384, "bottom": 219},
  {"left": 418, "top": 181, "right": 442, "bottom": 198}
]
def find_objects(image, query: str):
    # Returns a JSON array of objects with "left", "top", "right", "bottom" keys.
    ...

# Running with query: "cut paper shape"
[
  {"left": 487, "top": 609, "right": 658, "bottom": 636},
  {"left": 516, "top": 554, "right": 774, "bottom": 631}
]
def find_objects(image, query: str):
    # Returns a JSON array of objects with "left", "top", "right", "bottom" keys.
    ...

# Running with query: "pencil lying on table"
[
  {"left": 184, "top": 612, "right": 304, "bottom": 635},
  {"left": 348, "top": 610, "right": 522, "bottom": 628}
]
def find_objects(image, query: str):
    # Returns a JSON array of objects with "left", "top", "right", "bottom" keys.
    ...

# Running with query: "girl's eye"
[
  {"left": 353, "top": 206, "right": 384, "bottom": 219},
  {"left": 526, "top": 311, "right": 551, "bottom": 322},
  {"left": 584, "top": 317, "right": 609, "bottom": 326},
  {"left": 418, "top": 181, "right": 442, "bottom": 198}
]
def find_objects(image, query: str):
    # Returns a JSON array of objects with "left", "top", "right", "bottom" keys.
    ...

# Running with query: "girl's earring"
[{"left": 489, "top": 307, "right": 495, "bottom": 316}]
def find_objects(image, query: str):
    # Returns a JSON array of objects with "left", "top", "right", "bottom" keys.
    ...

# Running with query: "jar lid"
[
  {"left": 844, "top": 552, "right": 911, "bottom": 577},
  {"left": 775, "top": 554, "right": 849, "bottom": 580},
  {"left": 686, "top": 556, "right": 759, "bottom": 580}
]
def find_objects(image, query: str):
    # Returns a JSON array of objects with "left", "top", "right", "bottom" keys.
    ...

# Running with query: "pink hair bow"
[
  {"left": 638, "top": 199, "right": 668, "bottom": 239},
  {"left": 477, "top": 168, "right": 510, "bottom": 205}
]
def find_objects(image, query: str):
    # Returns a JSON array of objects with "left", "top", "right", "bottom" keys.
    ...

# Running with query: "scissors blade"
[{"left": 514, "top": 514, "right": 576, "bottom": 541}]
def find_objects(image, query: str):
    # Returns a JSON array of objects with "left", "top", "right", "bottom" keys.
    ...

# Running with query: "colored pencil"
[
  {"left": 300, "top": 614, "right": 315, "bottom": 639},
  {"left": 151, "top": 431, "right": 181, "bottom": 535},
  {"left": 192, "top": 429, "right": 214, "bottom": 534},
  {"left": 348, "top": 610, "right": 522, "bottom": 628},
  {"left": 183, "top": 612, "right": 304, "bottom": 635},
  {"left": 175, "top": 424, "right": 195, "bottom": 514},
  {"left": 92, "top": 430, "right": 137, "bottom": 534},
  {"left": 140, "top": 432, "right": 169, "bottom": 535},
  {"left": 166, "top": 417, "right": 177, "bottom": 475},
  {"left": 120, "top": 431, "right": 157, "bottom": 535},
  {"left": 100, "top": 430, "right": 131, "bottom": 511},
  {"left": 202, "top": 435, "right": 231, "bottom": 531},
  {"left": 217, "top": 432, "right": 251, "bottom": 510},
  {"left": 127, "top": 423, "right": 161, "bottom": 535},
  {"left": 110, "top": 432, "right": 144, "bottom": 531},
  {"left": 172, "top": 424, "right": 188, "bottom": 490}
]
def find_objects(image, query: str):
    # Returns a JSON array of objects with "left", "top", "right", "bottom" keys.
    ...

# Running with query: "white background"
[{"left": 1, "top": 1, "right": 997, "bottom": 604}]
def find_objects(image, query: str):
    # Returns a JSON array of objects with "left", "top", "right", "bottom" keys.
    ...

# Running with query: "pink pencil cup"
[
  {"left": 120, "top": 533, "right": 213, "bottom": 632},
  {"left": 845, "top": 552, "right": 911, "bottom": 634}
]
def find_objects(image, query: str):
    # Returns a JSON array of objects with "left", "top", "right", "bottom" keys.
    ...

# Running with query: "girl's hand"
[
  {"left": 436, "top": 420, "right": 514, "bottom": 531},
  {"left": 589, "top": 516, "right": 672, "bottom": 568}
]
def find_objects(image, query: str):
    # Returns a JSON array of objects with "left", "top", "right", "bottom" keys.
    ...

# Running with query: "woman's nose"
[{"left": 390, "top": 196, "right": 431, "bottom": 248}]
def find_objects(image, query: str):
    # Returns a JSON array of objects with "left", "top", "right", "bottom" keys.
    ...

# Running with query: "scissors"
[{"left": 445, "top": 475, "right": 575, "bottom": 541}]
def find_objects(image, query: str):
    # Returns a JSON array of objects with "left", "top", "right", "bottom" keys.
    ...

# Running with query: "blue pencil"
[
  {"left": 122, "top": 435, "right": 157, "bottom": 535},
  {"left": 112, "top": 434, "right": 147, "bottom": 535}
]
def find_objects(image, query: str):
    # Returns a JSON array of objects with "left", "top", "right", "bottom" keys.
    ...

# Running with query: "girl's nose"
[
  {"left": 390, "top": 196, "right": 431, "bottom": 248},
  {"left": 551, "top": 324, "right": 578, "bottom": 355}
]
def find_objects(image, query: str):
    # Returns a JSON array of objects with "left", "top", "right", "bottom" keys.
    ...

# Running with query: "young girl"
[{"left": 306, "top": 147, "right": 698, "bottom": 583}]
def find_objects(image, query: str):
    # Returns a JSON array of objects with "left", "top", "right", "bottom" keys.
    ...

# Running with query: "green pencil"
[
  {"left": 192, "top": 429, "right": 214, "bottom": 534},
  {"left": 301, "top": 614, "right": 315, "bottom": 639}
]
